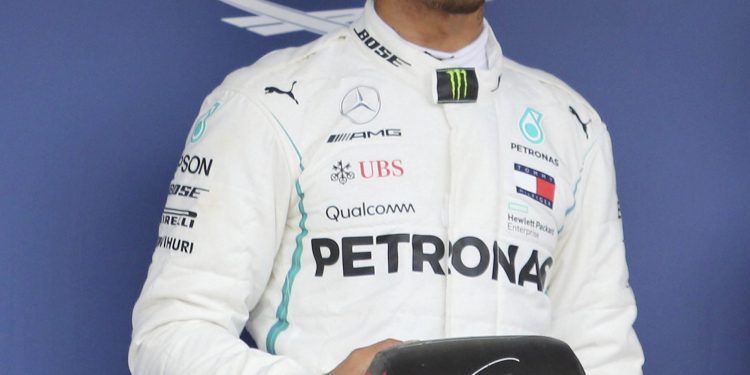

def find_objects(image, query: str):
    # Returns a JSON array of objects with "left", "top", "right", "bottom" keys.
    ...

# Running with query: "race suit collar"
[
  {"left": 368, "top": 2, "right": 490, "bottom": 69},
  {"left": 351, "top": 0, "right": 504, "bottom": 103}
]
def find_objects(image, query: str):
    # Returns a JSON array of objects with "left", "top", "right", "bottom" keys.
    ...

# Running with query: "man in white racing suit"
[{"left": 129, "top": 0, "right": 644, "bottom": 374}]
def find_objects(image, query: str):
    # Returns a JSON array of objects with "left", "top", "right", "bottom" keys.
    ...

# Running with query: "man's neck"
[{"left": 374, "top": 0, "right": 485, "bottom": 53}]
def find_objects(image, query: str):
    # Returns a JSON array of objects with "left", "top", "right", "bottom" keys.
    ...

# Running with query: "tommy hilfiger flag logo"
[
  {"left": 514, "top": 163, "right": 555, "bottom": 209},
  {"left": 436, "top": 68, "right": 479, "bottom": 103}
]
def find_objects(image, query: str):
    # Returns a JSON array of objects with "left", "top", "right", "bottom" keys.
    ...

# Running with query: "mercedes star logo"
[{"left": 340, "top": 86, "right": 381, "bottom": 124}]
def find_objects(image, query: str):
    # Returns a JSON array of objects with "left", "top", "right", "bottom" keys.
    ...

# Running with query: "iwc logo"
[
  {"left": 340, "top": 86, "right": 381, "bottom": 124},
  {"left": 519, "top": 107, "right": 544, "bottom": 145}
]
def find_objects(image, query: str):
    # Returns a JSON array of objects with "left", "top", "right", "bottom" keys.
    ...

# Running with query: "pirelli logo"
[{"left": 436, "top": 68, "right": 479, "bottom": 103}]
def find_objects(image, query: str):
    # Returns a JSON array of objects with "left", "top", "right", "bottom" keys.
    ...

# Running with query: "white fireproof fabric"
[{"left": 130, "top": 1, "right": 644, "bottom": 374}]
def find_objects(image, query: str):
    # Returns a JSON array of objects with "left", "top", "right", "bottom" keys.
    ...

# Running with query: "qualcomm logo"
[{"left": 219, "top": 0, "right": 363, "bottom": 36}]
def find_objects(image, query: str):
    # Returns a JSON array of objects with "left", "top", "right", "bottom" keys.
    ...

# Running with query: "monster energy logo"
[
  {"left": 448, "top": 69, "right": 469, "bottom": 100},
  {"left": 436, "top": 67, "right": 478, "bottom": 103}
]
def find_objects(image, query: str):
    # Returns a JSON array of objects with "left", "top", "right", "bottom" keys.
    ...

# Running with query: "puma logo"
[
  {"left": 569, "top": 106, "right": 591, "bottom": 139},
  {"left": 265, "top": 81, "right": 299, "bottom": 105}
]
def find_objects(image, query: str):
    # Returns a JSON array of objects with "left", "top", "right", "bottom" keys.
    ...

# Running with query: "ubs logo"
[
  {"left": 359, "top": 159, "right": 403, "bottom": 179},
  {"left": 331, "top": 160, "right": 356, "bottom": 185},
  {"left": 330, "top": 159, "right": 404, "bottom": 185}
]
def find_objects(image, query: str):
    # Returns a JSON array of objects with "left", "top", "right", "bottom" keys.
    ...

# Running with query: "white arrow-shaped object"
[{"left": 220, "top": 0, "right": 362, "bottom": 36}]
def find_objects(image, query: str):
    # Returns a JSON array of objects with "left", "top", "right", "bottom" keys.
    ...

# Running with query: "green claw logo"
[
  {"left": 436, "top": 67, "right": 477, "bottom": 103},
  {"left": 447, "top": 69, "right": 469, "bottom": 100}
]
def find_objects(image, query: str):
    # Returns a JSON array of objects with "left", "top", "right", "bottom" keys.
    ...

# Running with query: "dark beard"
[{"left": 424, "top": 0, "right": 485, "bottom": 14}]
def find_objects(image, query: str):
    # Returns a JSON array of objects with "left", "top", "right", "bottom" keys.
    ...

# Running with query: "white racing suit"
[{"left": 129, "top": 1, "right": 644, "bottom": 374}]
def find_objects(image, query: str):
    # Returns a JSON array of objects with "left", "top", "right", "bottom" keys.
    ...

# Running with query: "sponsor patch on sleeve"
[{"left": 514, "top": 163, "right": 555, "bottom": 209}]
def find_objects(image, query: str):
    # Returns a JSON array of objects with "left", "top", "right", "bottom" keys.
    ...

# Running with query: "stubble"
[{"left": 422, "top": 0, "right": 485, "bottom": 14}]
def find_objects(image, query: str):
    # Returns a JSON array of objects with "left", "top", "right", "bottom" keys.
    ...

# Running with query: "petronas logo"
[
  {"left": 190, "top": 101, "right": 222, "bottom": 143},
  {"left": 436, "top": 67, "right": 479, "bottom": 103}
]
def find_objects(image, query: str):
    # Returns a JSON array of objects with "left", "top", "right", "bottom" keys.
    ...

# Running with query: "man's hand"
[{"left": 327, "top": 338, "right": 402, "bottom": 375}]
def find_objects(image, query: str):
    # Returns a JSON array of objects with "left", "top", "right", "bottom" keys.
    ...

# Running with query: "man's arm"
[
  {"left": 548, "top": 123, "right": 644, "bottom": 375},
  {"left": 129, "top": 88, "right": 310, "bottom": 374}
]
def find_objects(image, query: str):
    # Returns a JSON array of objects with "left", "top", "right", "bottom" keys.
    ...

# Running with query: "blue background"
[{"left": 2, "top": 0, "right": 748, "bottom": 374}]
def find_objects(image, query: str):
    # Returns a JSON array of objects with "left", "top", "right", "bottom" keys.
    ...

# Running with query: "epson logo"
[
  {"left": 311, "top": 234, "right": 553, "bottom": 292},
  {"left": 178, "top": 154, "right": 213, "bottom": 176},
  {"left": 327, "top": 129, "right": 401, "bottom": 143}
]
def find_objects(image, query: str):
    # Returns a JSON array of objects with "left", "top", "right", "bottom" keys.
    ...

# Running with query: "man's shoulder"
[
  {"left": 502, "top": 58, "right": 602, "bottom": 126},
  {"left": 218, "top": 28, "right": 350, "bottom": 97}
]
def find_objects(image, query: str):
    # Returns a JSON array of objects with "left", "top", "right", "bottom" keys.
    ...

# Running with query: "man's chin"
[{"left": 424, "top": 0, "right": 485, "bottom": 14}]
